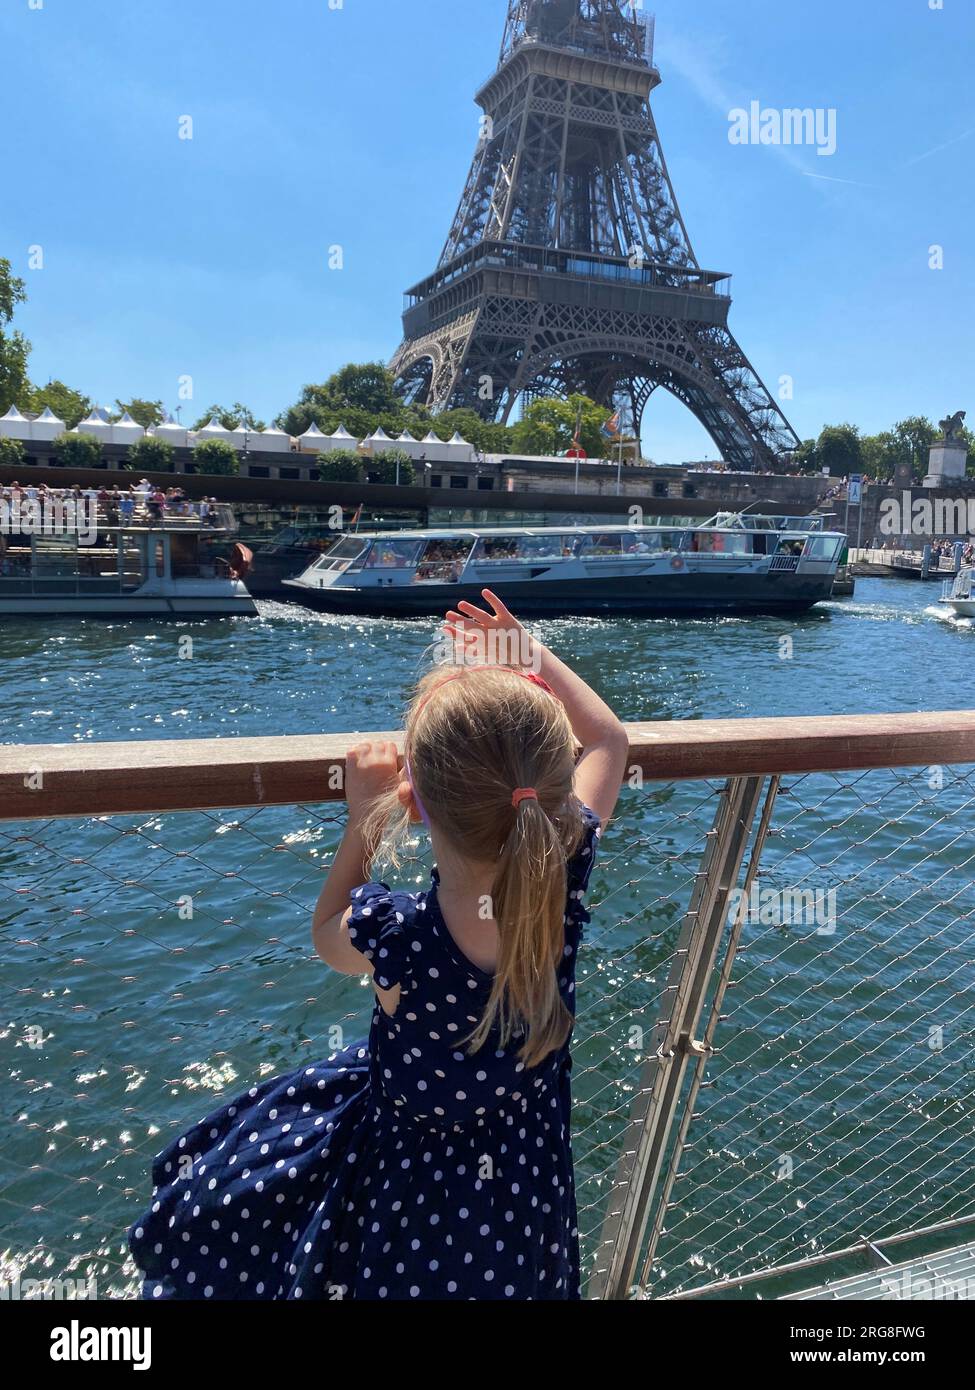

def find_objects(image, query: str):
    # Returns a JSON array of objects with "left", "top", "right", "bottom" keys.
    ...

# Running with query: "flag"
[{"left": 601, "top": 410, "right": 621, "bottom": 441}]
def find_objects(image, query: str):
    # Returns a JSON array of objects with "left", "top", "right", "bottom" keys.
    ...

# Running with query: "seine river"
[{"left": 2, "top": 579, "right": 973, "bottom": 1298}]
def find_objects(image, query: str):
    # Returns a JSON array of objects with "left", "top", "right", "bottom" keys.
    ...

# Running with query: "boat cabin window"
[
  {"left": 364, "top": 540, "right": 423, "bottom": 569},
  {"left": 473, "top": 535, "right": 568, "bottom": 562},
  {"left": 582, "top": 534, "right": 624, "bottom": 557},
  {"left": 622, "top": 531, "right": 682, "bottom": 554},
  {"left": 775, "top": 537, "right": 806, "bottom": 557},
  {"left": 312, "top": 537, "right": 369, "bottom": 572},
  {"left": 802, "top": 535, "right": 843, "bottom": 561},
  {"left": 689, "top": 531, "right": 752, "bottom": 555},
  {"left": 415, "top": 538, "right": 473, "bottom": 582},
  {"left": 473, "top": 536, "right": 521, "bottom": 562}
]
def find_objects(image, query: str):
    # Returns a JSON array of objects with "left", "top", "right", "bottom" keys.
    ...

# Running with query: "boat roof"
[{"left": 338, "top": 517, "right": 843, "bottom": 542}]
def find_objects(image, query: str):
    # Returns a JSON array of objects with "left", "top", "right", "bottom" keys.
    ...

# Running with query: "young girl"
[{"left": 129, "top": 590, "right": 628, "bottom": 1300}]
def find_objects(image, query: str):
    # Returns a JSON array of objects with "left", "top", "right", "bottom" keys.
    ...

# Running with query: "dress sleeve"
[
  {"left": 346, "top": 882, "right": 410, "bottom": 990},
  {"left": 561, "top": 800, "right": 600, "bottom": 906}
]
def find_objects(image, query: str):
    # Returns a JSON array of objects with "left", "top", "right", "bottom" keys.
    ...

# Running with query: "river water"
[{"left": 2, "top": 579, "right": 972, "bottom": 1297}]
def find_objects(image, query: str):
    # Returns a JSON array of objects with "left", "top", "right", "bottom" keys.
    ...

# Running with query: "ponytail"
[{"left": 466, "top": 798, "right": 574, "bottom": 1067}]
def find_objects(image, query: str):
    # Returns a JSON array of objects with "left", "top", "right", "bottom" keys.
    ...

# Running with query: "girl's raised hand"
[
  {"left": 345, "top": 740, "right": 401, "bottom": 820},
  {"left": 443, "top": 590, "right": 534, "bottom": 669}
]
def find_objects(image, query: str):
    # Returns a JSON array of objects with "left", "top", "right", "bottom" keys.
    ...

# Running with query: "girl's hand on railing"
[{"left": 345, "top": 740, "right": 401, "bottom": 822}]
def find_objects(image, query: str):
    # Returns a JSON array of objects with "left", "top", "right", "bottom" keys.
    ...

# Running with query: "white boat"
[
  {"left": 282, "top": 512, "right": 847, "bottom": 618},
  {"left": 941, "top": 567, "right": 975, "bottom": 619},
  {"left": 0, "top": 500, "right": 257, "bottom": 618}
]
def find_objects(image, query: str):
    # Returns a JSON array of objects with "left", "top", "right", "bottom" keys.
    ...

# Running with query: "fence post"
[{"left": 588, "top": 774, "right": 767, "bottom": 1301}]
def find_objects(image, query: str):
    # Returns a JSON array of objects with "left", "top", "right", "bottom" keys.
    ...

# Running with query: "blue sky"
[{"left": 1, "top": 0, "right": 972, "bottom": 463}]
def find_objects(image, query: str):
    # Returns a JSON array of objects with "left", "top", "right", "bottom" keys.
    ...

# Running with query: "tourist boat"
[
  {"left": 281, "top": 513, "right": 847, "bottom": 617},
  {"left": 940, "top": 567, "right": 975, "bottom": 619},
  {"left": 0, "top": 502, "right": 257, "bottom": 618}
]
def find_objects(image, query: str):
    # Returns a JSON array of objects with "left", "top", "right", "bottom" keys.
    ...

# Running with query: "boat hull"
[
  {"left": 0, "top": 596, "right": 257, "bottom": 618},
  {"left": 282, "top": 572, "right": 833, "bottom": 618}
]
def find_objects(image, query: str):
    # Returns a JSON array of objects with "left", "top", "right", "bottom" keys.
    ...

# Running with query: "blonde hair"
[{"left": 363, "top": 665, "right": 584, "bottom": 1067}]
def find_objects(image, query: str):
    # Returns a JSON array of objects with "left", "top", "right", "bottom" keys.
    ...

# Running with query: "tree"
[
  {"left": 793, "top": 438, "right": 820, "bottom": 473},
  {"left": 275, "top": 363, "right": 403, "bottom": 438},
  {"left": 52, "top": 431, "right": 103, "bottom": 468},
  {"left": 510, "top": 394, "right": 612, "bottom": 458},
  {"left": 115, "top": 398, "right": 165, "bottom": 429},
  {"left": 892, "top": 416, "right": 936, "bottom": 480},
  {"left": 433, "top": 408, "right": 514, "bottom": 456},
  {"left": 0, "top": 258, "right": 30, "bottom": 415},
  {"left": 192, "top": 438, "right": 240, "bottom": 475},
  {"left": 369, "top": 449, "right": 414, "bottom": 485},
  {"left": 321, "top": 362, "right": 400, "bottom": 415},
  {"left": 127, "top": 435, "right": 175, "bottom": 473},
  {"left": 192, "top": 403, "right": 266, "bottom": 432},
  {"left": 815, "top": 423, "right": 863, "bottom": 476},
  {"left": 318, "top": 448, "right": 363, "bottom": 483},
  {"left": 0, "top": 436, "right": 26, "bottom": 467},
  {"left": 23, "top": 379, "right": 92, "bottom": 430}
]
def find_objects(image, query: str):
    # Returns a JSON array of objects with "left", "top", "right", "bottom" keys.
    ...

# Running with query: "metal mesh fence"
[
  {"left": 640, "top": 764, "right": 975, "bottom": 1298},
  {"left": 2, "top": 760, "right": 973, "bottom": 1299}
]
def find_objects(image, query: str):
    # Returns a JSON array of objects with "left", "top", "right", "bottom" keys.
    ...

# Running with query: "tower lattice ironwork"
[{"left": 390, "top": 0, "right": 800, "bottom": 468}]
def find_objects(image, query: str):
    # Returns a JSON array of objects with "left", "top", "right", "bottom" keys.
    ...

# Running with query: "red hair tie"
[{"left": 511, "top": 788, "right": 538, "bottom": 808}]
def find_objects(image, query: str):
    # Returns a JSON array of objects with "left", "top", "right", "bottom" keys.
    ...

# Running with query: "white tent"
[
  {"left": 110, "top": 410, "right": 146, "bottom": 447},
  {"left": 414, "top": 429, "right": 452, "bottom": 463},
  {"left": 0, "top": 404, "right": 32, "bottom": 440},
  {"left": 193, "top": 416, "right": 237, "bottom": 447},
  {"left": 392, "top": 430, "right": 425, "bottom": 458},
  {"left": 447, "top": 430, "right": 475, "bottom": 463},
  {"left": 151, "top": 415, "right": 189, "bottom": 448},
  {"left": 364, "top": 426, "right": 395, "bottom": 454},
  {"left": 297, "top": 421, "right": 331, "bottom": 454},
  {"left": 251, "top": 427, "right": 291, "bottom": 454},
  {"left": 77, "top": 409, "right": 113, "bottom": 442},
  {"left": 315, "top": 424, "right": 359, "bottom": 456},
  {"left": 30, "top": 406, "right": 67, "bottom": 441}
]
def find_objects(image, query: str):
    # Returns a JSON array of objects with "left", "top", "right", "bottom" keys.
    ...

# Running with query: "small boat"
[
  {"left": 0, "top": 501, "right": 257, "bottom": 618},
  {"left": 941, "top": 567, "right": 975, "bottom": 619},
  {"left": 281, "top": 512, "right": 846, "bottom": 618}
]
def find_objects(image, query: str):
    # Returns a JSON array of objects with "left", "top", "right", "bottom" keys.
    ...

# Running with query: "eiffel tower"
[{"left": 390, "top": 0, "right": 800, "bottom": 469}]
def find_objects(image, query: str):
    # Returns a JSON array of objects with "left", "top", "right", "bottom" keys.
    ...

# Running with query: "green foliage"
[
  {"left": 317, "top": 449, "right": 363, "bottom": 483},
  {"left": 792, "top": 439, "right": 819, "bottom": 473},
  {"left": 115, "top": 398, "right": 165, "bottom": 429},
  {"left": 22, "top": 379, "right": 92, "bottom": 430},
  {"left": 0, "top": 435, "right": 26, "bottom": 467},
  {"left": 192, "top": 437, "right": 240, "bottom": 476},
  {"left": 369, "top": 449, "right": 414, "bottom": 485},
  {"left": 52, "top": 431, "right": 103, "bottom": 468},
  {"left": 192, "top": 403, "right": 266, "bottom": 432},
  {"left": 127, "top": 435, "right": 176, "bottom": 473},
  {"left": 0, "top": 258, "right": 30, "bottom": 415},
  {"left": 275, "top": 364, "right": 518, "bottom": 454},
  {"left": 510, "top": 394, "right": 611, "bottom": 458},
  {"left": 814, "top": 423, "right": 863, "bottom": 476}
]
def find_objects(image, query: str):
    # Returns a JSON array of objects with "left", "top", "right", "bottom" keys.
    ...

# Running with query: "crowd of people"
[
  {"left": 931, "top": 538, "right": 974, "bottom": 565},
  {"left": 1, "top": 479, "right": 223, "bottom": 526}
]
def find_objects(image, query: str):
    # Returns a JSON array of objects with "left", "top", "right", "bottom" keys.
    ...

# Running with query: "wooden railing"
[{"left": 2, "top": 710, "right": 975, "bottom": 821}]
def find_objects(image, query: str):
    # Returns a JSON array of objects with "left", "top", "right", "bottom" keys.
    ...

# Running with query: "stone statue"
[{"left": 938, "top": 410, "right": 966, "bottom": 443}]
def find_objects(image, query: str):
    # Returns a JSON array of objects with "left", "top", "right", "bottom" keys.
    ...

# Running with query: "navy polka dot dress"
[{"left": 129, "top": 808, "right": 601, "bottom": 1301}]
